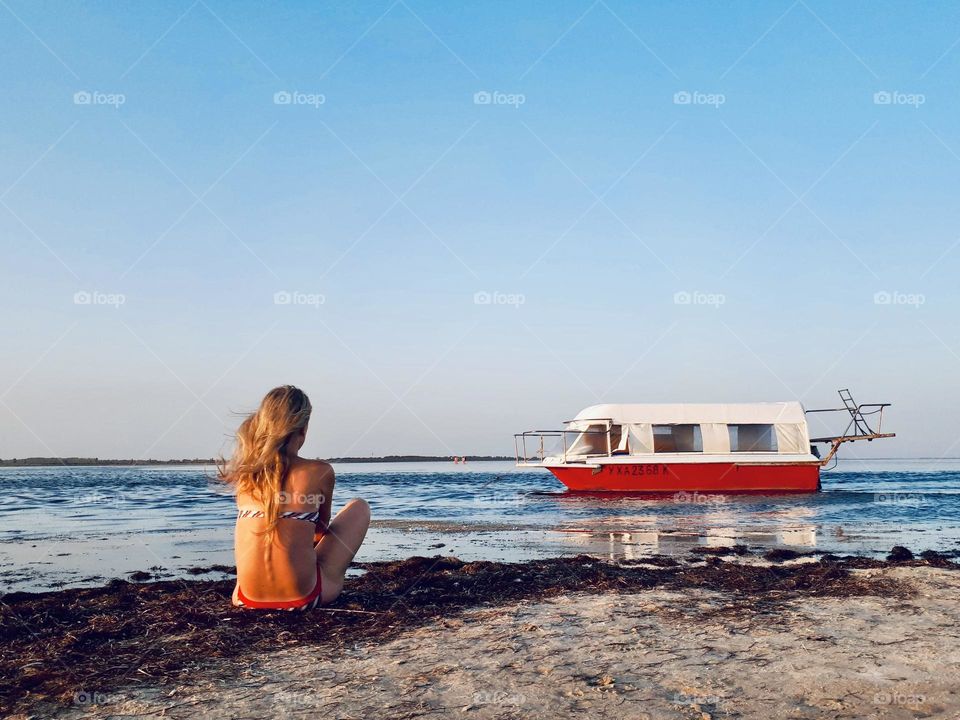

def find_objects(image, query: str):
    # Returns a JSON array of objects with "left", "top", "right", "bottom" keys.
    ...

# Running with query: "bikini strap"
[{"left": 237, "top": 508, "right": 322, "bottom": 523}]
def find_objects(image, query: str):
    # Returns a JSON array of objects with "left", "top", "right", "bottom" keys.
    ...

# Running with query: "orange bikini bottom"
[{"left": 235, "top": 561, "right": 323, "bottom": 611}]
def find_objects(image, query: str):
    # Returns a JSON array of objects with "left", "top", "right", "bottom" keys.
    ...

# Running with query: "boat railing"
[{"left": 514, "top": 422, "right": 614, "bottom": 466}]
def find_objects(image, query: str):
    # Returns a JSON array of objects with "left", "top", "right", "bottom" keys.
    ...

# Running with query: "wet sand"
[
  {"left": 4, "top": 550, "right": 959, "bottom": 718},
  {"left": 7, "top": 520, "right": 955, "bottom": 595}
]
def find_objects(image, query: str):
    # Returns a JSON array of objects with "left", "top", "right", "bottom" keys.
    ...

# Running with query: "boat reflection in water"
[
  {"left": 538, "top": 495, "right": 822, "bottom": 559},
  {"left": 546, "top": 525, "right": 819, "bottom": 560}
]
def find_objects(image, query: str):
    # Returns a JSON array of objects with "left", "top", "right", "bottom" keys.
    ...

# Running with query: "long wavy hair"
[{"left": 219, "top": 385, "right": 312, "bottom": 539}]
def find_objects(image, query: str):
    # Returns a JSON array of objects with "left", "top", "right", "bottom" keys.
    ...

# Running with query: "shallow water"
[{"left": 1, "top": 459, "right": 958, "bottom": 592}]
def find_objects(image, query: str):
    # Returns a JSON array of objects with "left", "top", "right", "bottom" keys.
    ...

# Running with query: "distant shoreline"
[{"left": 0, "top": 455, "right": 513, "bottom": 467}]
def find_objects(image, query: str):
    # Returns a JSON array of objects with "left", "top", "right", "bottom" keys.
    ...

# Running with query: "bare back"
[{"left": 233, "top": 459, "right": 334, "bottom": 602}]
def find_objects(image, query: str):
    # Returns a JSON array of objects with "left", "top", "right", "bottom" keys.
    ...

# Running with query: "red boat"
[{"left": 514, "top": 389, "right": 894, "bottom": 493}]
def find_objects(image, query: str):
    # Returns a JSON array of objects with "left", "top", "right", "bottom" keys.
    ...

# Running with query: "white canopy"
[
  {"left": 570, "top": 402, "right": 807, "bottom": 426},
  {"left": 567, "top": 402, "right": 811, "bottom": 455}
]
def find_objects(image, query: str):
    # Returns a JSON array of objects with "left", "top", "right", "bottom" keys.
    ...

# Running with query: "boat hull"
[{"left": 547, "top": 461, "right": 820, "bottom": 493}]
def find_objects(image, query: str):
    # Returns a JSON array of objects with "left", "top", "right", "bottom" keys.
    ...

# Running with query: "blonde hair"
[{"left": 219, "top": 385, "right": 312, "bottom": 539}]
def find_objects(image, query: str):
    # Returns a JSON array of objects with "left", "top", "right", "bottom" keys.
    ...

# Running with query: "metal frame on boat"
[
  {"left": 514, "top": 389, "right": 894, "bottom": 493},
  {"left": 806, "top": 389, "right": 894, "bottom": 466}
]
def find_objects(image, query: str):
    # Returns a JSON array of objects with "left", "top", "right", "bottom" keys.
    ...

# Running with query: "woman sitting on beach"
[{"left": 219, "top": 385, "right": 370, "bottom": 610}]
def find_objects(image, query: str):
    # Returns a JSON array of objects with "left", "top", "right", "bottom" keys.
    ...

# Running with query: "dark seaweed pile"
[{"left": 1, "top": 551, "right": 951, "bottom": 714}]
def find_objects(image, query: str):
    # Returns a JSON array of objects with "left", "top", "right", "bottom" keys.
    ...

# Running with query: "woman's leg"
[{"left": 316, "top": 498, "right": 371, "bottom": 604}]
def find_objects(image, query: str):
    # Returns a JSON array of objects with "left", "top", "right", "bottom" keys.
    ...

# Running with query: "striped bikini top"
[{"left": 237, "top": 508, "right": 323, "bottom": 524}]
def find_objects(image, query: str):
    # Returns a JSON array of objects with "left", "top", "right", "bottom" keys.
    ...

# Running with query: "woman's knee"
[{"left": 344, "top": 497, "right": 371, "bottom": 522}]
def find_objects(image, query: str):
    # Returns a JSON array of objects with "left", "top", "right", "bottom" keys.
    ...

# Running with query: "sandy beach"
[{"left": 4, "top": 550, "right": 959, "bottom": 719}]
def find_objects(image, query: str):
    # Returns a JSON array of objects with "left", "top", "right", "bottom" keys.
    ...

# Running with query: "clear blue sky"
[{"left": 1, "top": 0, "right": 958, "bottom": 459}]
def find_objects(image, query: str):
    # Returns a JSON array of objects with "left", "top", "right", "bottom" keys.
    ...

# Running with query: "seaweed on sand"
[{"left": 0, "top": 553, "right": 941, "bottom": 714}]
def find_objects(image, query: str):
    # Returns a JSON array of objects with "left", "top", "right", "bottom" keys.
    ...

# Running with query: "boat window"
[
  {"left": 728, "top": 424, "right": 778, "bottom": 452},
  {"left": 567, "top": 424, "right": 611, "bottom": 456},
  {"left": 652, "top": 424, "right": 702, "bottom": 453}
]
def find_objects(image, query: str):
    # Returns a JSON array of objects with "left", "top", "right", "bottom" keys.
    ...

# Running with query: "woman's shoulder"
[{"left": 289, "top": 458, "right": 335, "bottom": 486}]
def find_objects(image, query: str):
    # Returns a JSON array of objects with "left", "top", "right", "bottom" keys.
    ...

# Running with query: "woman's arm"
[
  {"left": 308, "top": 461, "right": 335, "bottom": 540},
  {"left": 319, "top": 471, "right": 334, "bottom": 528}
]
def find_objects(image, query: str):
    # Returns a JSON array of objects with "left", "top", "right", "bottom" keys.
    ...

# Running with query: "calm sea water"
[{"left": 1, "top": 460, "right": 958, "bottom": 592}]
